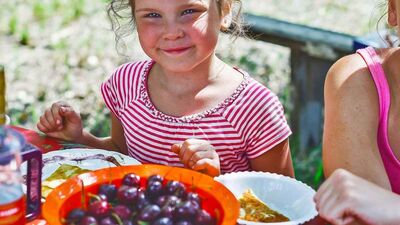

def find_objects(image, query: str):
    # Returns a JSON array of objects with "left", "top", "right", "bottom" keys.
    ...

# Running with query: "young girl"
[
  {"left": 37, "top": 0, "right": 294, "bottom": 177},
  {"left": 323, "top": 0, "right": 400, "bottom": 192}
]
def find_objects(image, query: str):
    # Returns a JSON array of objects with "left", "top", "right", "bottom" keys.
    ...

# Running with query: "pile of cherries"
[{"left": 65, "top": 173, "right": 216, "bottom": 225}]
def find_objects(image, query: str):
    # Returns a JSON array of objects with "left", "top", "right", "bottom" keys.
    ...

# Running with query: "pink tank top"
[{"left": 357, "top": 47, "right": 400, "bottom": 194}]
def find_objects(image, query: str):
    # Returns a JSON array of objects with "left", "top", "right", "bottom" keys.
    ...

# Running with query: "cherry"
[
  {"left": 117, "top": 186, "right": 139, "bottom": 204},
  {"left": 122, "top": 173, "right": 140, "bottom": 187},
  {"left": 98, "top": 184, "right": 117, "bottom": 201},
  {"left": 88, "top": 200, "right": 110, "bottom": 218},
  {"left": 195, "top": 209, "right": 215, "bottom": 225},
  {"left": 153, "top": 217, "right": 173, "bottom": 225},
  {"left": 137, "top": 204, "right": 161, "bottom": 222},
  {"left": 112, "top": 204, "right": 131, "bottom": 220},
  {"left": 174, "top": 201, "right": 198, "bottom": 220},
  {"left": 147, "top": 174, "right": 164, "bottom": 185},
  {"left": 146, "top": 181, "right": 164, "bottom": 200},
  {"left": 165, "top": 181, "right": 186, "bottom": 198},
  {"left": 186, "top": 192, "right": 201, "bottom": 206},
  {"left": 80, "top": 216, "right": 98, "bottom": 225},
  {"left": 66, "top": 208, "right": 86, "bottom": 224}
]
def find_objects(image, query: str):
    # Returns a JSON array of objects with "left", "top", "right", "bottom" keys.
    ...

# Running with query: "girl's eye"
[
  {"left": 145, "top": 13, "right": 161, "bottom": 18},
  {"left": 182, "top": 9, "right": 195, "bottom": 15}
]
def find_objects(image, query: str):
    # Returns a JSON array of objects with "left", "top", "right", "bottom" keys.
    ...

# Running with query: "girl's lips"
[{"left": 162, "top": 46, "right": 192, "bottom": 55}]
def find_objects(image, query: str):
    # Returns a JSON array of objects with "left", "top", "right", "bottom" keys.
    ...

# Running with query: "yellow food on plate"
[
  {"left": 238, "top": 189, "right": 289, "bottom": 223},
  {"left": 42, "top": 164, "right": 91, "bottom": 199}
]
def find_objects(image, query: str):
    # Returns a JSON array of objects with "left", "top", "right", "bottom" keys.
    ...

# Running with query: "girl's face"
[{"left": 134, "top": 0, "right": 228, "bottom": 73}]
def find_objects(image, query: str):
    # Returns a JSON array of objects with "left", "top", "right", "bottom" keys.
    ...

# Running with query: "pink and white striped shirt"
[{"left": 101, "top": 60, "right": 291, "bottom": 173}]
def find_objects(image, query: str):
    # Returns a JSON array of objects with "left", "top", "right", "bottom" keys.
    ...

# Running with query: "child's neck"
[
  {"left": 146, "top": 56, "right": 244, "bottom": 117},
  {"left": 153, "top": 57, "right": 226, "bottom": 97}
]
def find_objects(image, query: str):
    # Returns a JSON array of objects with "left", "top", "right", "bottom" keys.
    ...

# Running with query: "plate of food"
[
  {"left": 215, "top": 171, "right": 318, "bottom": 225},
  {"left": 20, "top": 148, "right": 141, "bottom": 199}
]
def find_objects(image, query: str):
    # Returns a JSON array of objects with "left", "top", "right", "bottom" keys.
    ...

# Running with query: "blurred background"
[{"left": 0, "top": 0, "right": 389, "bottom": 188}]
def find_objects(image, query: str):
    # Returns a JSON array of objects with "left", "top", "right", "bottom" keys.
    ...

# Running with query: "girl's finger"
[
  {"left": 44, "top": 108, "right": 58, "bottom": 128},
  {"left": 180, "top": 144, "right": 196, "bottom": 165},
  {"left": 171, "top": 143, "right": 182, "bottom": 154},
  {"left": 59, "top": 106, "right": 81, "bottom": 124},
  {"left": 342, "top": 216, "right": 355, "bottom": 225},
  {"left": 50, "top": 104, "right": 63, "bottom": 127},
  {"left": 188, "top": 150, "right": 215, "bottom": 167},
  {"left": 37, "top": 121, "right": 48, "bottom": 132},
  {"left": 39, "top": 113, "right": 55, "bottom": 131},
  {"left": 178, "top": 141, "right": 191, "bottom": 158},
  {"left": 192, "top": 158, "right": 219, "bottom": 177}
]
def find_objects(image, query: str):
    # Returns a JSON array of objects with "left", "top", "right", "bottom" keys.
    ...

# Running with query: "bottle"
[{"left": 0, "top": 65, "right": 26, "bottom": 225}]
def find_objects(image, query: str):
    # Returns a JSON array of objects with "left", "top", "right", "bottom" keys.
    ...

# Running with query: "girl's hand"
[
  {"left": 171, "top": 139, "right": 220, "bottom": 177},
  {"left": 36, "top": 101, "right": 83, "bottom": 142},
  {"left": 314, "top": 169, "right": 400, "bottom": 225}
]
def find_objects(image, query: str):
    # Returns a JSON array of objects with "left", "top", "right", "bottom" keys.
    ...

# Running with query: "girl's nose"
[{"left": 162, "top": 21, "right": 184, "bottom": 40}]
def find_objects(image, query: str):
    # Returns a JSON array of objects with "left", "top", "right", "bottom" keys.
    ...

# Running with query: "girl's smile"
[{"left": 161, "top": 46, "right": 193, "bottom": 56}]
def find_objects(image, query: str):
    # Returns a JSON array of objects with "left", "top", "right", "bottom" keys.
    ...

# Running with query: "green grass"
[{"left": 8, "top": 15, "right": 18, "bottom": 35}]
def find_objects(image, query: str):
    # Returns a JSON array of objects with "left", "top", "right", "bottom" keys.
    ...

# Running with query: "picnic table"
[{"left": 10, "top": 125, "right": 327, "bottom": 225}]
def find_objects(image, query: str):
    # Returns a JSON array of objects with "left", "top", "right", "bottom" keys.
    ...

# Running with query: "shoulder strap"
[
  {"left": 356, "top": 47, "right": 400, "bottom": 193},
  {"left": 356, "top": 47, "right": 390, "bottom": 126}
]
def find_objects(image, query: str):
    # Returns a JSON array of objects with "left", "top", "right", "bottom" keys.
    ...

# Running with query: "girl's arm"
[
  {"left": 249, "top": 138, "right": 294, "bottom": 177},
  {"left": 37, "top": 101, "right": 128, "bottom": 154},
  {"left": 323, "top": 54, "right": 391, "bottom": 189},
  {"left": 76, "top": 113, "right": 128, "bottom": 154}
]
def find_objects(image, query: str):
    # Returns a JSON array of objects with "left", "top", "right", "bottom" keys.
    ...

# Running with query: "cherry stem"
[
  {"left": 88, "top": 193, "right": 102, "bottom": 202},
  {"left": 80, "top": 180, "right": 86, "bottom": 209},
  {"left": 111, "top": 213, "right": 124, "bottom": 225}
]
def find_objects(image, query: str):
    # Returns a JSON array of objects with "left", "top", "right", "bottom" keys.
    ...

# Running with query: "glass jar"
[{"left": 0, "top": 127, "right": 26, "bottom": 225}]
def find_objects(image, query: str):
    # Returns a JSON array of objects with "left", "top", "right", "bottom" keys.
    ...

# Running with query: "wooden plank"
[
  {"left": 290, "top": 50, "right": 332, "bottom": 153},
  {"left": 241, "top": 14, "right": 354, "bottom": 153},
  {"left": 243, "top": 13, "right": 356, "bottom": 55}
]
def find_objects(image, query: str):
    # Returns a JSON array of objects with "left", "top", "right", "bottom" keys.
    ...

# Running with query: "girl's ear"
[
  {"left": 220, "top": 0, "right": 233, "bottom": 31},
  {"left": 388, "top": 0, "right": 398, "bottom": 26}
]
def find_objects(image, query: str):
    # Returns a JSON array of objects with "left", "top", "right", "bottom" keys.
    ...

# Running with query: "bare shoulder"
[
  {"left": 324, "top": 52, "right": 380, "bottom": 125},
  {"left": 324, "top": 53, "right": 379, "bottom": 117},
  {"left": 323, "top": 54, "right": 388, "bottom": 186},
  {"left": 325, "top": 53, "right": 374, "bottom": 95}
]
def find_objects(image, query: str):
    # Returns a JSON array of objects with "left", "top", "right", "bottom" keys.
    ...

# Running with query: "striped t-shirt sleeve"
[
  {"left": 100, "top": 65, "right": 126, "bottom": 119},
  {"left": 100, "top": 61, "right": 148, "bottom": 120},
  {"left": 245, "top": 89, "right": 292, "bottom": 159}
]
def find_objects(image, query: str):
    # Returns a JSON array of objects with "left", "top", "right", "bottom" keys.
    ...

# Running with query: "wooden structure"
[{"left": 243, "top": 14, "right": 369, "bottom": 154}]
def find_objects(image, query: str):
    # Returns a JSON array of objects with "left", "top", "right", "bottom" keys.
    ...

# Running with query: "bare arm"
[
  {"left": 315, "top": 169, "right": 400, "bottom": 225},
  {"left": 249, "top": 138, "right": 294, "bottom": 177},
  {"left": 77, "top": 113, "right": 127, "bottom": 154},
  {"left": 323, "top": 54, "right": 391, "bottom": 189}
]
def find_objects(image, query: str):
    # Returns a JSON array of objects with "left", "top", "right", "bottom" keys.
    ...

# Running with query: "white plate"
[
  {"left": 215, "top": 171, "right": 318, "bottom": 225},
  {"left": 21, "top": 148, "right": 141, "bottom": 183}
]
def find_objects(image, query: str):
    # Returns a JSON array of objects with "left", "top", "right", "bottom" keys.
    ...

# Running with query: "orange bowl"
[{"left": 42, "top": 164, "right": 239, "bottom": 225}]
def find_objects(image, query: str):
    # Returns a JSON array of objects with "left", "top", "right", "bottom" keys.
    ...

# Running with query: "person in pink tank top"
[{"left": 315, "top": 0, "right": 400, "bottom": 224}]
